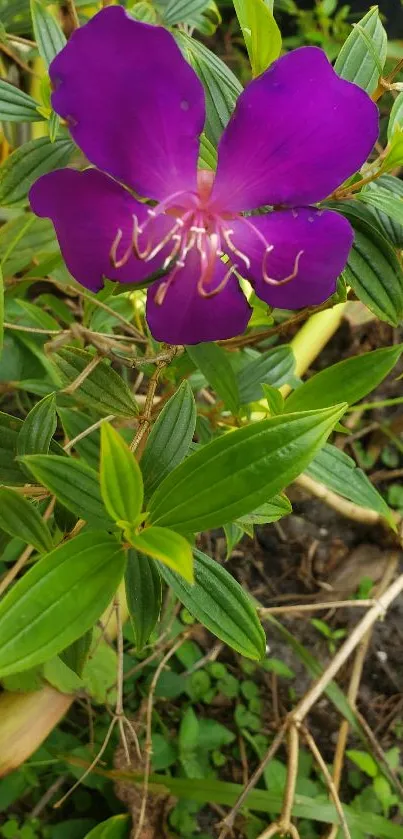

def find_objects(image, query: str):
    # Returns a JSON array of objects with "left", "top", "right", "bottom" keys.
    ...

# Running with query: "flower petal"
[
  {"left": 211, "top": 47, "right": 379, "bottom": 212},
  {"left": 50, "top": 7, "right": 205, "bottom": 200},
  {"left": 29, "top": 168, "right": 167, "bottom": 292},
  {"left": 229, "top": 207, "right": 353, "bottom": 309},
  {"left": 146, "top": 251, "right": 251, "bottom": 344}
]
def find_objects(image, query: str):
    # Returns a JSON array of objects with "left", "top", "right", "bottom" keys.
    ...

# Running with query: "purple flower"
[{"left": 29, "top": 6, "right": 378, "bottom": 345}]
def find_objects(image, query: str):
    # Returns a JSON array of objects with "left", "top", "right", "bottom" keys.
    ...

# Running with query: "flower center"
[{"left": 109, "top": 170, "right": 303, "bottom": 304}]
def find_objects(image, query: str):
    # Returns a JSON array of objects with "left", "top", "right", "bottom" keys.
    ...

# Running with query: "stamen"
[
  {"left": 222, "top": 227, "right": 251, "bottom": 270},
  {"left": 110, "top": 223, "right": 135, "bottom": 269},
  {"left": 263, "top": 249, "right": 304, "bottom": 286},
  {"left": 198, "top": 263, "right": 238, "bottom": 298}
]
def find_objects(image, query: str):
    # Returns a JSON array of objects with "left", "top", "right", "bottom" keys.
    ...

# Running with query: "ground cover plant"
[{"left": 1, "top": 0, "right": 403, "bottom": 836}]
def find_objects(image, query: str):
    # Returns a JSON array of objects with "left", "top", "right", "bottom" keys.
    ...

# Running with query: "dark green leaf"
[
  {"left": 53, "top": 347, "right": 138, "bottom": 417},
  {"left": 0, "top": 266, "right": 3, "bottom": 359},
  {"left": 187, "top": 343, "right": 240, "bottom": 413},
  {"left": 82, "top": 816, "right": 130, "bottom": 839},
  {"left": 148, "top": 405, "right": 345, "bottom": 532},
  {"left": 0, "top": 531, "right": 126, "bottom": 676},
  {"left": 306, "top": 444, "right": 393, "bottom": 522},
  {"left": 125, "top": 550, "right": 162, "bottom": 651},
  {"left": 160, "top": 548, "right": 266, "bottom": 660},
  {"left": 161, "top": 0, "right": 210, "bottom": 25},
  {"left": 334, "top": 7, "right": 387, "bottom": 94},
  {"left": 362, "top": 175, "right": 403, "bottom": 247},
  {"left": 100, "top": 423, "right": 143, "bottom": 524},
  {"left": 16, "top": 393, "right": 59, "bottom": 461},
  {"left": 0, "top": 79, "right": 42, "bottom": 123},
  {"left": 237, "top": 345, "right": 295, "bottom": 403},
  {"left": 21, "top": 454, "right": 111, "bottom": 527},
  {"left": 57, "top": 407, "right": 100, "bottom": 471},
  {"left": 141, "top": 381, "right": 196, "bottom": 500},
  {"left": 0, "top": 487, "right": 53, "bottom": 552},
  {"left": 60, "top": 630, "right": 93, "bottom": 677},
  {"left": 30, "top": 0, "right": 66, "bottom": 66},
  {"left": 360, "top": 182, "right": 403, "bottom": 229},
  {"left": 0, "top": 137, "right": 75, "bottom": 207},
  {"left": 176, "top": 31, "right": 242, "bottom": 144},
  {"left": 286, "top": 345, "right": 402, "bottom": 413},
  {"left": 0, "top": 411, "right": 26, "bottom": 485}
]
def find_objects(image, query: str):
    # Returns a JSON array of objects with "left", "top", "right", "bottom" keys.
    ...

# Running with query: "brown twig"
[
  {"left": 130, "top": 346, "right": 180, "bottom": 453},
  {"left": 259, "top": 600, "right": 377, "bottom": 617},
  {"left": 301, "top": 726, "right": 351, "bottom": 839},
  {"left": 133, "top": 634, "right": 187, "bottom": 839},
  {"left": 294, "top": 474, "right": 394, "bottom": 527},
  {"left": 0, "top": 41, "right": 38, "bottom": 75}
]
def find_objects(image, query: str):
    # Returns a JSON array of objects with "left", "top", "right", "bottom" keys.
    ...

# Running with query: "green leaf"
[
  {"left": 0, "top": 265, "right": 3, "bottom": 359},
  {"left": 334, "top": 7, "right": 387, "bottom": 94},
  {"left": 198, "top": 132, "right": 217, "bottom": 170},
  {"left": 0, "top": 137, "right": 75, "bottom": 207},
  {"left": 388, "top": 93, "right": 403, "bottom": 140},
  {"left": 176, "top": 31, "right": 242, "bottom": 144},
  {"left": 148, "top": 405, "right": 345, "bottom": 532},
  {"left": 0, "top": 79, "right": 42, "bottom": 123},
  {"left": 286, "top": 346, "right": 402, "bottom": 413},
  {"left": 336, "top": 203, "right": 403, "bottom": 325},
  {"left": 236, "top": 494, "right": 292, "bottom": 526},
  {"left": 262, "top": 384, "right": 284, "bottom": 415},
  {"left": 125, "top": 549, "right": 162, "bottom": 651},
  {"left": 60, "top": 630, "right": 93, "bottom": 676},
  {"left": 0, "top": 411, "right": 25, "bottom": 485},
  {"left": 43, "top": 656, "right": 83, "bottom": 693},
  {"left": 159, "top": 548, "right": 266, "bottom": 660},
  {"left": 141, "top": 381, "right": 196, "bottom": 500},
  {"left": 187, "top": 343, "right": 240, "bottom": 414},
  {"left": 100, "top": 423, "right": 143, "bottom": 525},
  {"left": 0, "top": 531, "right": 126, "bottom": 676},
  {"left": 57, "top": 407, "right": 100, "bottom": 471},
  {"left": 130, "top": 526, "right": 194, "bottom": 583},
  {"left": 21, "top": 454, "right": 111, "bottom": 527},
  {"left": 237, "top": 345, "right": 296, "bottom": 404},
  {"left": 346, "top": 750, "right": 378, "bottom": 778},
  {"left": 16, "top": 393, "right": 58, "bottom": 460},
  {"left": 360, "top": 182, "right": 403, "bottom": 228},
  {"left": 306, "top": 444, "right": 393, "bottom": 523},
  {"left": 233, "top": 0, "right": 281, "bottom": 77},
  {"left": 30, "top": 0, "right": 66, "bottom": 66},
  {"left": 53, "top": 347, "right": 138, "bottom": 417},
  {"left": 82, "top": 815, "right": 130, "bottom": 839},
  {"left": 161, "top": 0, "right": 210, "bottom": 25},
  {"left": 361, "top": 175, "right": 403, "bottom": 247},
  {"left": 0, "top": 487, "right": 53, "bottom": 552}
]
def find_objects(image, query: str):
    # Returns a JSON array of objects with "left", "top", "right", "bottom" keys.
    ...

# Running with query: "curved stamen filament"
[
  {"left": 222, "top": 228, "right": 250, "bottom": 270},
  {"left": 263, "top": 249, "right": 304, "bottom": 286}
]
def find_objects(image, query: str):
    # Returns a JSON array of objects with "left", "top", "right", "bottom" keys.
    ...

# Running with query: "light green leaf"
[
  {"left": 160, "top": 548, "right": 266, "bottom": 660},
  {"left": 262, "top": 384, "right": 285, "bottom": 415},
  {"left": 82, "top": 815, "right": 130, "bottom": 839},
  {"left": 0, "top": 137, "right": 75, "bottom": 207},
  {"left": 125, "top": 550, "right": 162, "bottom": 651},
  {"left": 148, "top": 405, "right": 345, "bottom": 532},
  {"left": 53, "top": 347, "right": 139, "bottom": 417},
  {"left": 0, "top": 487, "right": 53, "bottom": 552},
  {"left": 141, "top": 381, "right": 196, "bottom": 500},
  {"left": 334, "top": 7, "right": 387, "bottom": 94},
  {"left": 286, "top": 345, "right": 402, "bottom": 412},
  {"left": 21, "top": 454, "right": 111, "bottom": 527},
  {"left": 100, "top": 423, "right": 143, "bottom": 525},
  {"left": 30, "top": 0, "right": 66, "bottom": 66},
  {"left": 236, "top": 494, "right": 291, "bottom": 526},
  {"left": 0, "top": 532, "right": 126, "bottom": 676},
  {"left": 43, "top": 656, "right": 83, "bottom": 693},
  {"left": 233, "top": 0, "right": 281, "bottom": 77},
  {"left": 346, "top": 749, "right": 378, "bottom": 778},
  {"left": 0, "top": 79, "right": 42, "bottom": 123},
  {"left": 388, "top": 93, "right": 403, "bottom": 140},
  {"left": 0, "top": 265, "right": 3, "bottom": 359},
  {"left": 130, "top": 526, "right": 194, "bottom": 583},
  {"left": 187, "top": 343, "right": 240, "bottom": 414}
]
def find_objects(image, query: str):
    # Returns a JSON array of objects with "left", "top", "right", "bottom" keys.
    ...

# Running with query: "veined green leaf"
[
  {"left": 141, "top": 381, "right": 196, "bottom": 500},
  {"left": 361, "top": 175, "right": 403, "bottom": 247},
  {"left": 0, "top": 79, "right": 42, "bottom": 123},
  {"left": 0, "top": 487, "right": 53, "bottom": 552},
  {"left": 130, "top": 526, "right": 194, "bottom": 583},
  {"left": 21, "top": 454, "right": 111, "bottom": 527},
  {"left": 236, "top": 494, "right": 291, "bottom": 526},
  {"left": 237, "top": 345, "right": 295, "bottom": 404},
  {"left": 286, "top": 345, "right": 402, "bottom": 412},
  {"left": 16, "top": 393, "right": 58, "bottom": 460},
  {"left": 125, "top": 550, "right": 162, "bottom": 651},
  {"left": 53, "top": 346, "right": 138, "bottom": 417},
  {"left": 30, "top": 0, "right": 66, "bottom": 66},
  {"left": 233, "top": 0, "right": 281, "bottom": 77},
  {"left": 148, "top": 405, "right": 345, "bottom": 532},
  {"left": 334, "top": 7, "right": 387, "bottom": 94},
  {"left": 100, "top": 423, "right": 143, "bottom": 525},
  {"left": 0, "top": 137, "right": 75, "bottom": 207},
  {"left": 161, "top": 0, "right": 210, "bottom": 25},
  {"left": 0, "top": 532, "right": 126, "bottom": 676},
  {"left": 160, "top": 548, "right": 265, "bottom": 660},
  {"left": 187, "top": 343, "right": 240, "bottom": 414}
]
